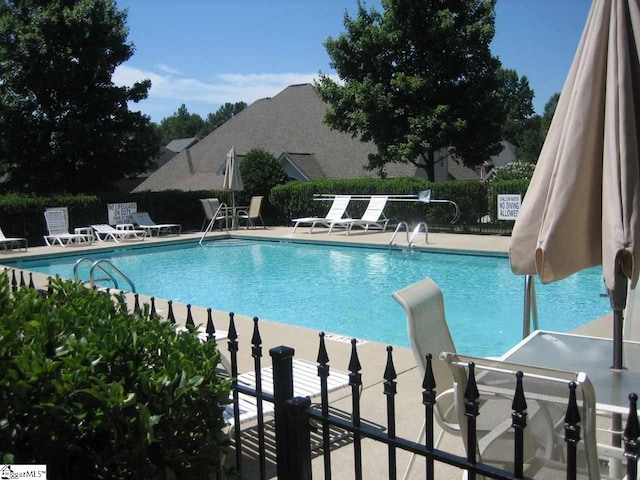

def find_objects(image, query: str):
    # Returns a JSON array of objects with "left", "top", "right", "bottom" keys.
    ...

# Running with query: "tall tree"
[
  {"left": 513, "top": 92, "right": 560, "bottom": 163},
  {"left": 157, "top": 104, "right": 204, "bottom": 146},
  {"left": 316, "top": 0, "right": 505, "bottom": 181},
  {"left": 497, "top": 68, "right": 535, "bottom": 145},
  {"left": 199, "top": 101, "right": 247, "bottom": 138},
  {"left": 0, "top": 0, "right": 159, "bottom": 194}
]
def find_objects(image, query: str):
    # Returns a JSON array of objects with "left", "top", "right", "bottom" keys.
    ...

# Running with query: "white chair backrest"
[
  {"left": 248, "top": 196, "right": 263, "bottom": 218},
  {"left": 44, "top": 210, "right": 69, "bottom": 235},
  {"left": 624, "top": 285, "right": 640, "bottom": 342},
  {"left": 200, "top": 198, "right": 220, "bottom": 220},
  {"left": 45, "top": 207, "right": 69, "bottom": 231},
  {"left": 131, "top": 212, "right": 154, "bottom": 226},
  {"left": 361, "top": 195, "right": 388, "bottom": 222},
  {"left": 443, "top": 353, "right": 600, "bottom": 480},
  {"left": 392, "top": 276, "right": 455, "bottom": 392},
  {"left": 325, "top": 195, "right": 351, "bottom": 220}
]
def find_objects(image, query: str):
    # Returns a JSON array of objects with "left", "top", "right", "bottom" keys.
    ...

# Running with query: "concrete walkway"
[{"left": 0, "top": 227, "right": 611, "bottom": 479}]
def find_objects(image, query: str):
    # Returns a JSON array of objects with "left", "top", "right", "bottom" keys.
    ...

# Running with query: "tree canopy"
[
  {"left": 156, "top": 102, "right": 247, "bottom": 146},
  {"left": 239, "top": 148, "right": 289, "bottom": 200},
  {"left": 316, "top": 0, "right": 506, "bottom": 181},
  {"left": 157, "top": 104, "right": 204, "bottom": 146},
  {"left": 0, "top": 0, "right": 159, "bottom": 194}
]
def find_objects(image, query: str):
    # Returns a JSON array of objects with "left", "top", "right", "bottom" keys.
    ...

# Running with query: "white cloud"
[
  {"left": 113, "top": 65, "right": 340, "bottom": 120},
  {"left": 156, "top": 64, "right": 183, "bottom": 75}
]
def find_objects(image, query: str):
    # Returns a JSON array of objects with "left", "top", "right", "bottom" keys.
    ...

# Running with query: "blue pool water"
[{"left": 8, "top": 239, "right": 610, "bottom": 357}]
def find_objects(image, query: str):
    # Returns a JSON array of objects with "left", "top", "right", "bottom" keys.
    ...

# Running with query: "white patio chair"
[
  {"left": 91, "top": 224, "right": 146, "bottom": 242},
  {"left": 0, "top": 227, "right": 27, "bottom": 251},
  {"left": 442, "top": 352, "right": 601, "bottom": 480},
  {"left": 43, "top": 210, "right": 92, "bottom": 247},
  {"left": 291, "top": 195, "right": 351, "bottom": 233}
]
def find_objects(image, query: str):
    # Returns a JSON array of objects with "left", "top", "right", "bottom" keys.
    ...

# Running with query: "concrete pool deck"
[{"left": 0, "top": 227, "right": 613, "bottom": 479}]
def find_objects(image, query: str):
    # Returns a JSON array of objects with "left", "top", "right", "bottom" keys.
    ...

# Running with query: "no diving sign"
[{"left": 497, "top": 194, "right": 521, "bottom": 220}]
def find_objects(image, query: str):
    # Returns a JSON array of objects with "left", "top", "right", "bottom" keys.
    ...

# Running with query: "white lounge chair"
[
  {"left": 236, "top": 196, "right": 265, "bottom": 229},
  {"left": 224, "top": 359, "right": 350, "bottom": 428},
  {"left": 0, "top": 227, "right": 27, "bottom": 251},
  {"left": 392, "top": 277, "right": 461, "bottom": 480},
  {"left": 328, "top": 195, "right": 389, "bottom": 235},
  {"left": 442, "top": 352, "right": 601, "bottom": 480},
  {"left": 43, "top": 210, "right": 92, "bottom": 247},
  {"left": 291, "top": 195, "right": 351, "bottom": 233},
  {"left": 91, "top": 224, "right": 147, "bottom": 242},
  {"left": 130, "top": 212, "right": 181, "bottom": 237}
]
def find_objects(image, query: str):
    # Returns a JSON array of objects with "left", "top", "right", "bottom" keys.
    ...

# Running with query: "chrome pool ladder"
[
  {"left": 74, "top": 258, "right": 136, "bottom": 293},
  {"left": 389, "top": 221, "right": 429, "bottom": 249}
]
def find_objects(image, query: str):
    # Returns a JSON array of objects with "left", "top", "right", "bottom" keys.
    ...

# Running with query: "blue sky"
[{"left": 113, "top": 0, "right": 593, "bottom": 123}]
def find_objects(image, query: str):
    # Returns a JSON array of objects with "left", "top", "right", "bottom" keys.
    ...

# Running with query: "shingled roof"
[{"left": 133, "top": 84, "right": 482, "bottom": 192}]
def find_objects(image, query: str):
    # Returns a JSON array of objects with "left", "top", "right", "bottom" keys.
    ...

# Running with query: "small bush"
[
  {"left": 0, "top": 275, "right": 230, "bottom": 479},
  {"left": 489, "top": 161, "right": 536, "bottom": 182}
]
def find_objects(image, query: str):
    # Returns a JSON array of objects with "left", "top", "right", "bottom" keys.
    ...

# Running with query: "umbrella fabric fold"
[{"left": 509, "top": 0, "right": 640, "bottom": 293}]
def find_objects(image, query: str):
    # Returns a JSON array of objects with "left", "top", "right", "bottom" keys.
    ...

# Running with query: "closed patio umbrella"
[
  {"left": 222, "top": 146, "right": 244, "bottom": 227},
  {"left": 509, "top": 0, "right": 640, "bottom": 370}
]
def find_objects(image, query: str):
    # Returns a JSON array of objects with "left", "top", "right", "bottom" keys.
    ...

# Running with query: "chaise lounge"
[
  {"left": 0, "top": 227, "right": 27, "bottom": 251},
  {"left": 130, "top": 212, "right": 181, "bottom": 237},
  {"left": 43, "top": 210, "right": 92, "bottom": 247},
  {"left": 328, "top": 195, "right": 389, "bottom": 235},
  {"left": 91, "top": 224, "right": 147, "bottom": 242},
  {"left": 291, "top": 195, "right": 351, "bottom": 233}
]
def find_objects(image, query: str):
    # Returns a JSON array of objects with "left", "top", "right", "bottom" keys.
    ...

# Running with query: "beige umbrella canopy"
[
  {"left": 222, "top": 146, "right": 244, "bottom": 210},
  {"left": 509, "top": 0, "right": 640, "bottom": 369}
]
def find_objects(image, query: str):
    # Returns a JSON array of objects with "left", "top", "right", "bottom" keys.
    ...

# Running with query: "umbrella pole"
[
  {"left": 608, "top": 269, "right": 628, "bottom": 475},
  {"left": 608, "top": 269, "right": 628, "bottom": 370}
]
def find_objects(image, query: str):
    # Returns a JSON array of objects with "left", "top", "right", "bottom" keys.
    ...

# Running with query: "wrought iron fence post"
[
  {"left": 423, "top": 353, "right": 437, "bottom": 480},
  {"left": 270, "top": 345, "right": 295, "bottom": 480},
  {"left": 349, "top": 338, "right": 363, "bottom": 480},
  {"left": 564, "top": 381, "right": 581, "bottom": 480},
  {"left": 464, "top": 362, "right": 480, "bottom": 480},
  {"left": 624, "top": 393, "right": 639, "bottom": 480},
  {"left": 511, "top": 371, "right": 527, "bottom": 479},
  {"left": 251, "top": 318, "right": 266, "bottom": 479},
  {"left": 227, "top": 313, "right": 241, "bottom": 473},
  {"left": 316, "top": 332, "right": 333, "bottom": 479},
  {"left": 384, "top": 346, "right": 398, "bottom": 480},
  {"left": 286, "top": 396, "right": 313, "bottom": 480}
]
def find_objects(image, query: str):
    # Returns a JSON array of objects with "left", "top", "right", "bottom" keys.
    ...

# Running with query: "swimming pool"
[{"left": 7, "top": 239, "right": 610, "bottom": 357}]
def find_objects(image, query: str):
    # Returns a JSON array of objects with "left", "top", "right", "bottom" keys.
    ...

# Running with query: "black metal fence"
[
  {"left": 6, "top": 272, "right": 640, "bottom": 479},
  {"left": 221, "top": 315, "right": 640, "bottom": 480}
]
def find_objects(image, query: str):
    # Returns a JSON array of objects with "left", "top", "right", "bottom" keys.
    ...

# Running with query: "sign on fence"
[
  {"left": 497, "top": 194, "right": 521, "bottom": 220},
  {"left": 107, "top": 202, "right": 137, "bottom": 225}
]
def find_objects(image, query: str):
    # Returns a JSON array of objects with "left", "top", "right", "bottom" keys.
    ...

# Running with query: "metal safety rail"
[
  {"left": 199, "top": 201, "right": 228, "bottom": 245},
  {"left": 313, "top": 190, "right": 460, "bottom": 224},
  {"left": 389, "top": 221, "right": 429, "bottom": 248},
  {"left": 73, "top": 258, "right": 136, "bottom": 293}
]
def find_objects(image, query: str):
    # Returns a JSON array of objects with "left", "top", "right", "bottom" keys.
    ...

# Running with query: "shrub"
[
  {"left": 0, "top": 275, "right": 230, "bottom": 479},
  {"left": 239, "top": 148, "right": 289, "bottom": 201},
  {"left": 489, "top": 161, "right": 536, "bottom": 182},
  {"left": 270, "top": 177, "right": 488, "bottom": 228}
]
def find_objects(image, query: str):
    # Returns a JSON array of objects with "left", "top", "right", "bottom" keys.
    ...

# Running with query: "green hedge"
[
  {"left": 0, "top": 177, "right": 533, "bottom": 244},
  {"left": 0, "top": 190, "right": 242, "bottom": 246},
  {"left": 270, "top": 178, "right": 489, "bottom": 229},
  {"left": 0, "top": 274, "right": 230, "bottom": 478}
]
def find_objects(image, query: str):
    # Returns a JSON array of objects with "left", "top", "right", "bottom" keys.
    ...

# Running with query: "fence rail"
[{"left": 221, "top": 314, "right": 640, "bottom": 480}]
